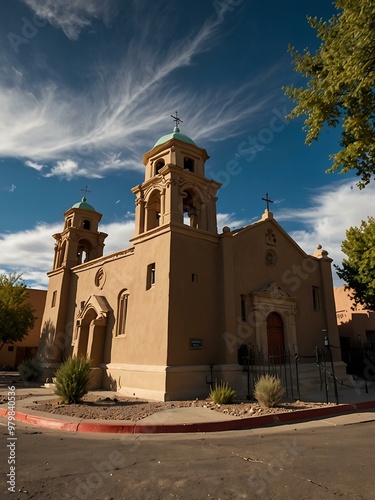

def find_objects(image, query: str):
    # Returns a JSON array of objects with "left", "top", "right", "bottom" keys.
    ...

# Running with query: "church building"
[{"left": 38, "top": 119, "right": 344, "bottom": 401}]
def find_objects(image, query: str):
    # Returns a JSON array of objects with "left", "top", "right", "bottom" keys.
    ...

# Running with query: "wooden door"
[{"left": 267, "top": 312, "right": 284, "bottom": 363}]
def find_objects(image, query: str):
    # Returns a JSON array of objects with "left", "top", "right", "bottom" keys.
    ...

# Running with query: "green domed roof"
[
  {"left": 72, "top": 197, "right": 95, "bottom": 211},
  {"left": 154, "top": 126, "right": 196, "bottom": 147}
]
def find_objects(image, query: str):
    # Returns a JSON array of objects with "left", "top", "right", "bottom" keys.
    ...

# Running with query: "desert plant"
[
  {"left": 18, "top": 358, "right": 41, "bottom": 381},
  {"left": 54, "top": 356, "right": 92, "bottom": 404},
  {"left": 253, "top": 374, "right": 285, "bottom": 408},
  {"left": 209, "top": 380, "right": 236, "bottom": 404}
]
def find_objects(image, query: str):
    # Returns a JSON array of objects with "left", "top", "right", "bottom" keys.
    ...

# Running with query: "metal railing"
[{"left": 238, "top": 345, "right": 300, "bottom": 401}]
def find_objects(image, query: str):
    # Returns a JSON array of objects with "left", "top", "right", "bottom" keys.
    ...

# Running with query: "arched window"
[
  {"left": 83, "top": 219, "right": 91, "bottom": 230},
  {"left": 155, "top": 159, "right": 165, "bottom": 175},
  {"left": 116, "top": 289, "right": 129, "bottom": 336},
  {"left": 145, "top": 190, "right": 161, "bottom": 231},
  {"left": 184, "top": 157, "right": 194, "bottom": 172}
]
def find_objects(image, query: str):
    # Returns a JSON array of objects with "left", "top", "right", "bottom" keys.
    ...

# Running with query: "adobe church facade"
[{"left": 38, "top": 123, "right": 343, "bottom": 401}]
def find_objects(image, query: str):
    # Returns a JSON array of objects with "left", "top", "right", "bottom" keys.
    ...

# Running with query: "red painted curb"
[
  {"left": 274, "top": 404, "right": 357, "bottom": 423},
  {"left": 77, "top": 421, "right": 135, "bottom": 434},
  {"left": 1, "top": 401, "right": 375, "bottom": 434},
  {"left": 355, "top": 400, "right": 375, "bottom": 411}
]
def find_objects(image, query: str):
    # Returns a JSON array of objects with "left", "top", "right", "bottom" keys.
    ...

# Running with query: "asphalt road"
[{"left": 0, "top": 418, "right": 374, "bottom": 500}]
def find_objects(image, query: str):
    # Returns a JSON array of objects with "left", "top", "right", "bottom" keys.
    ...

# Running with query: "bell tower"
[
  {"left": 131, "top": 114, "right": 221, "bottom": 240},
  {"left": 38, "top": 196, "right": 107, "bottom": 374},
  {"left": 52, "top": 197, "right": 107, "bottom": 270}
]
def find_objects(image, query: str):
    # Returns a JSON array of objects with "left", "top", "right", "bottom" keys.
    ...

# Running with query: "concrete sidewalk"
[{"left": 1, "top": 375, "right": 375, "bottom": 434}]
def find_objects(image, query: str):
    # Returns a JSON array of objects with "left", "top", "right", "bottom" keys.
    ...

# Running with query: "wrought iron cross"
[
  {"left": 262, "top": 192, "right": 274, "bottom": 211},
  {"left": 81, "top": 185, "right": 90, "bottom": 197},
  {"left": 171, "top": 111, "right": 183, "bottom": 128}
]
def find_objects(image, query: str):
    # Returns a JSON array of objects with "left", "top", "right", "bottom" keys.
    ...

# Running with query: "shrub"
[
  {"left": 209, "top": 380, "right": 236, "bottom": 404},
  {"left": 18, "top": 358, "right": 41, "bottom": 381},
  {"left": 54, "top": 356, "right": 92, "bottom": 404},
  {"left": 253, "top": 374, "right": 285, "bottom": 408}
]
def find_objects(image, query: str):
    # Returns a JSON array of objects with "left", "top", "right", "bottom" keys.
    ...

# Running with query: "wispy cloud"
[
  {"left": 23, "top": 0, "right": 115, "bottom": 40},
  {"left": 45, "top": 159, "right": 103, "bottom": 180},
  {"left": 0, "top": 3, "right": 286, "bottom": 180},
  {"left": 277, "top": 181, "right": 375, "bottom": 286},
  {"left": 25, "top": 160, "right": 44, "bottom": 171}
]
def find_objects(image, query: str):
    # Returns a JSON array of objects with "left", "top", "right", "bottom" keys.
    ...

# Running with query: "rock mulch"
[{"left": 26, "top": 394, "right": 335, "bottom": 422}]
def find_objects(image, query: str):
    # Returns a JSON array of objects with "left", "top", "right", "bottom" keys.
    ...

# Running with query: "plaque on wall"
[{"left": 190, "top": 338, "right": 203, "bottom": 350}]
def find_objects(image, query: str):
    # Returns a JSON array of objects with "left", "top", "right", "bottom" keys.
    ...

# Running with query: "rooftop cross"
[
  {"left": 81, "top": 186, "right": 90, "bottom": 198},
  {"left": 262, "top": 192, "right": 274, "bottom": 211},
  {"left": 171, "top": 111, "right": 183, "bottom": 129}
]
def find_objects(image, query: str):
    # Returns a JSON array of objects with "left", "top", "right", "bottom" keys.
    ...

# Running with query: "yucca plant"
[
  {"left": 253, "top": 374, "right": 285, "bottom": 408},
  {"left": 209, "top": 380, "right": 236, "bottom": 404},
  {"left": 54, "top": 356, "right": 92, "bottom": 404}
]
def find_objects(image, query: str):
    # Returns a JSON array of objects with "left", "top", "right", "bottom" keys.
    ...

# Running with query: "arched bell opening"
[
  {"left": 76, "top": 239, "right": 93, "bottom": 265},
  {"left": 155, "top": 159, "right": 165, "bottom": 175},
  {"left": 182, "top": 189, "right": 201, "bottom": 229},
  {"left": 145, "top": 190, "right": 162, "bottom": 231}
]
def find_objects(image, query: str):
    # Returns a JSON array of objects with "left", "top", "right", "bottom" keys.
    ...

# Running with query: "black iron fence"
[
  {"left": 238, "top": 344, "right": 300, "bottom": 401},
  {"left": 314, "top": 347, "right": 339, "bottom": 404},
  {"left": 238, "top": 341, "right": 375, "bottom": 404}
]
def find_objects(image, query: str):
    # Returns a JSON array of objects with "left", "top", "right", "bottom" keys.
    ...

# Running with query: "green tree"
[
  {"left": 284, "top": 0, "right": 375, "bottom": 188},
  {"left": 0, "top": 273, "right": 36, "bottom": 350},
  {"left": 335, "top": 217, "right": 375, "bottom": 310}
]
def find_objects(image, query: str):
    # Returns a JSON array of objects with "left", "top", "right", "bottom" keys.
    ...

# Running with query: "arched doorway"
[
  {"left": 76, "top": 308, "right": 96, "bottom": 358},
  {"left": 267, "top": 312, "right": 284, "bottom": 362}
]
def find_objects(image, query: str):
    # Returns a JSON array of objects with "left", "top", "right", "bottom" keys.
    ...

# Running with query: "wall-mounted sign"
[{"left": 190, "top": 338, "right": 203, "bottom": 350}]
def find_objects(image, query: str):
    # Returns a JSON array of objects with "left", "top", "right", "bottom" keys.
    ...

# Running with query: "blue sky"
[{"left": 1, "top": 0, "right": 374, "bottom": 289}]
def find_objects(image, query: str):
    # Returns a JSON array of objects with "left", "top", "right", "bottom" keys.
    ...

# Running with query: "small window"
[
  {"left": 83, "top": 219, "right": 91, "bottom": 230},
  {"left": 192, "top": 273, "right": 198, "bottom": 283},
  {"left": 240, "top": 295, "right": 247, "bottom": 322},
  {"left": 312, "top": 286, "right": 320, "bottom": 311},
  {"left": 51, "top": 290, "right": 57, "bottom": 307},
  {"left": 184, "top": 157, "right": 194, "bottom": 172},
  {"left": 146, "top": 263, "right": 156, "bottom": 289},
  {"left": 8, "top": 345, "right": 14, "bottom": 352}
]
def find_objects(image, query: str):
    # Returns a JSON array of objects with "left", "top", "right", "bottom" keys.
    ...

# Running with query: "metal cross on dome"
[
  {"left": 81, "top": 185, "right": 90, "bottom": 197},
  {"left": 171, "top": 111, "right": 183, "bottom": 128},
  {"left": 262, "top": 192, "right": 274, "bottom": 211}
]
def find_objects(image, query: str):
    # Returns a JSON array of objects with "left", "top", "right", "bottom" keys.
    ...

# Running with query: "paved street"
[{"left": 1, "top": 416, "right": 374, "bottom": 499}]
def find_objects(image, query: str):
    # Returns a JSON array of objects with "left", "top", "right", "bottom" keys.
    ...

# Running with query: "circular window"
[{"left": 265, "top": 249, "right": 278, "bottom": 267}]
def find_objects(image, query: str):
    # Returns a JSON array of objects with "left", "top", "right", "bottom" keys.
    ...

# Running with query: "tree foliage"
[
  {"left": 335, "top": 217, "right": 375, "bottom": 310},
  {"left": 0, "top": 273, "right": 36, "bottom": 350},
  {"left": 284, "top": 0, "right": 375, "bottom": 188}
]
